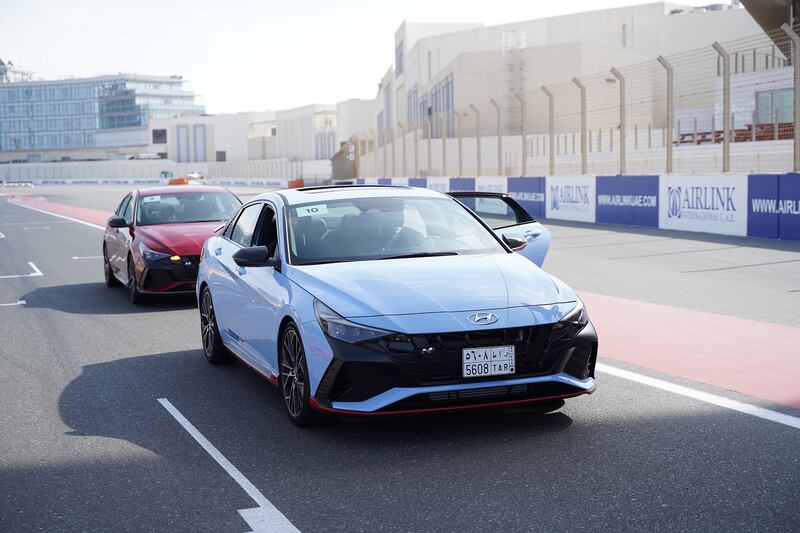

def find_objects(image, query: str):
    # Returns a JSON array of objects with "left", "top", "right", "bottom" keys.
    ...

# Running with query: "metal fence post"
[
  {"left": 454, "top": 110, "right": 463, "bottom": 176},
  {"left": 781, "top": 23, "right": 800, "bottom": 172},
  {"left": 658, "top": 56, "right": 675, "bottom": 173},
  {"left": 514, "top": 92, "right": 527, "bottom": 176},
  {"left": 425, "top": 117, "right": 432, "bottom": 176},
  {"left": 540, "top": 86, "right": 555, "bottom": 175},
  {"left": 490, "top": 98, "right": 502, "bottom": 175},
  {"left": 440, "top": 113, "right": 447, "bottom": 176},
  {"left": 470, "top": 104, "right": 481, "bottom": 176},
  {"left": 353, "top": 135, "right": 360, "bottom": 178},
  {"left": 391, "top": 127, "right": 396, "bottom": 177},
  {"left": 398, "top": 123, "right": 406, "bottom": 177},
  {"left": 368, "top": 129, "right": 377, "bottom": 177},
  {"left": 610, "top": 67, "right": 626, "bottom": 175},
  {"left": 713, "top": 41, "right": 731, "bottom": 172},
  {"left": 572, "top": 77, "right": 587, "bottom": 174},
  {"left": 413, "top": 121, "right": 419, "bottom": 177}
]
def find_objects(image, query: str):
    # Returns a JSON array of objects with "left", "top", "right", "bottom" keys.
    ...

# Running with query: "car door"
[
  {"left": 117, "top": 192, "right": 137, "bottom": 280},
  {"left": 212, "top": 202, "right": 264, "bottom": 347},
  {"left": 105, "top": 194, "right": 131, "bottom": 277},
  {"left": 451, "top": 192, "right": 551, "bottom": 267},
  {"left": 235, "top": 202, "right": 290, "bottom": 375}
]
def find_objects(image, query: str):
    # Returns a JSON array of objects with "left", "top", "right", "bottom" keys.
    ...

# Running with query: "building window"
[
  {"left": 152, "top": 128, "right": 167, "bottom": 144},
  {"left": 271, "top": 126, "right": 277, "bottom": 136},
  {"left": 216, "top": 150, "right": 226, "bottom": 162},
  {"left": 395, "top": 42, "right": 404, "bottom": 76},
  {"left": 756, "top": 88, "right": 792, "bottom": 123}
]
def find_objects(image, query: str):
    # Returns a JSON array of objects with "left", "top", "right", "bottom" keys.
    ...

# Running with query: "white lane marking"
[
  {"left": 157, "top": 398, "right": 300, "bottom": 533},
  {"left": 0, "top": 300, "right": 25, "bottom": 307},
  {"left": 72, "top": 255, "right": 103, "bottom": 260},
  {"left": 8, "top": 201, "right": 104, "bottom": 230},
  {"left": 23, "top": 226, "right": 51, "bottom": 230},
  {"left": 597, "top": 363, "right": 800, "bottom": 430},
  {"left": 0, "top": 232, "right": 5, "bottom": 239},
  {"left": 0, "top": 262, "right": 44, "bottom": 280}
]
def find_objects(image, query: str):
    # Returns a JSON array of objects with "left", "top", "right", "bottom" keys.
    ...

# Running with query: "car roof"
[
  {"left": 136, "top": 185, "right": 231, "bottom": 196},
  {"left": 258, "top": 185, "right": 446, "bottom": 206}
]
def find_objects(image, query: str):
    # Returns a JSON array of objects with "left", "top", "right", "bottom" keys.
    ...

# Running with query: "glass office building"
[{"left": 0, "top": 73, "right": 204, "bottom": 154}]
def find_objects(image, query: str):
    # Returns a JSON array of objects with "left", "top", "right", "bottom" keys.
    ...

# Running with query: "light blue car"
[{"left": 197, "top": 185, "right": 597, "bottom": 425}]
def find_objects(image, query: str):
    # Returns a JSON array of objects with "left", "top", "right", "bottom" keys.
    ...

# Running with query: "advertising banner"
[
  {"left": 658, "top": 174, "right": 748, "bottom": 236},
  {"left": 390, "top": 177, "right": 409, "bottom": 187},
  {"left": 778, "top": 172, "right": 800, "bottom": 240},
  {"left": 545, "top": 175, "right": 596, "bottom": 223},
  {"left": 377, "top": 178, "right": 392, "bottom": 185},
  {"left": 596, "top": 175, "right": 659, "bottom": 227},
  {"left": 426, "top": 177, "right": 450, "bottom": 193},
  {"left": 474, "top": 176, "right": 507, "bottom": 194},
  {"left": 507, "top": 177, "right": 545, "bottom": 218},
  {"left": 747, "top": 174, "right": 780, "bottom": 239},
  {"left": 408, "top": 178, "right": 427, "bottom": 188},
  {"left": 448, "top": 177, "right": 476, "bottom": 191}
]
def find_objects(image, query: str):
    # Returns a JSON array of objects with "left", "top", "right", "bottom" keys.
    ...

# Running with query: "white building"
[{"left": 371, "top": 2, "right": 762, "bottom": 137}]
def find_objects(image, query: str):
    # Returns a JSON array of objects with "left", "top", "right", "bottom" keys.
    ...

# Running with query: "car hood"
[
  {"left": 136, "top": 222, "right": 221, "bottom": 256},
  {"left": 288, "top": 253, "right": 576, "bottom": 318}
]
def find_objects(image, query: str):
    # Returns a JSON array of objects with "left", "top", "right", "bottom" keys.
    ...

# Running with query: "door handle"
[{"left": 214, "top": 247, "right": 222, "bottom": 256}]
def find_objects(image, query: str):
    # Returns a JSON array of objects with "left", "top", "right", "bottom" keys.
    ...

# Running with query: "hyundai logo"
[
  {"left": 467, "top": 312, "right": 499, "bottom": 325},
  {"left": 667, "top": 186, "right": 682, "bottom": 218}
]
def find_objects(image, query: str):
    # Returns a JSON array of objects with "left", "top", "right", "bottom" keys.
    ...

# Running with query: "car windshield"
[
  {"left": 136, "top": 191, "right": 240, "bottom": 226},
  {"left": 287, "top": 195, "right": 506, "bottom": 265}
]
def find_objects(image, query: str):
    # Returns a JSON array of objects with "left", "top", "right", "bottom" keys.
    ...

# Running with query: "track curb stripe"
[{"left": 597, "top": 363, "right": 800, "bottom": 430}]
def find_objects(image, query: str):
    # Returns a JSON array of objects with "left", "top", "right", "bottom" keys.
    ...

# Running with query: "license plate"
[{"left": 462, "top": 345, "right": 515, "bottom": 378}]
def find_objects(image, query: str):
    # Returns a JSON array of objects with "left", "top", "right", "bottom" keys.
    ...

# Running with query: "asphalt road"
[{"left": 0, "top": 185, "right": 798, "bottom": 532}]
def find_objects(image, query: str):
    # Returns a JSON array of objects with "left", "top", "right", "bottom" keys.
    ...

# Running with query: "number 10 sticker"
[{"left": 296, "top": 204, "right": 328, "bottom": 217}]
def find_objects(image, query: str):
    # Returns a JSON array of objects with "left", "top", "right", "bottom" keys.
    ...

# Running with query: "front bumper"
[
  {"left": 139, "top": 256, "right": 200, "bottom": 293},
  {"left": 311, "top": 320, "right": 598, "bottom": 414}
]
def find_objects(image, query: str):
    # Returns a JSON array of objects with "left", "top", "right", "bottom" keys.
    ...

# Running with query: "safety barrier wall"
[{"left": 356, "top": 174, "right": 800, "bottom": 241}]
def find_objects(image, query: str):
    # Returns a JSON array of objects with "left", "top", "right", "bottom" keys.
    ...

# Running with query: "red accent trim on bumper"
[{"left": 309, "top": 388, "right": 594, "bottom": 416}]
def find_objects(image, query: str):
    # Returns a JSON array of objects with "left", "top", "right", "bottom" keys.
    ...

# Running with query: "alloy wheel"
[
  {"left": 200, "top": 290, "right": 216, "bottom": 359},
  {"left": 281, "top": 328, "right": 306, "bottom": 418}
]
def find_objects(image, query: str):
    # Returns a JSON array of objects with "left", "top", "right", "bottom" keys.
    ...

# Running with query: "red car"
[{"left": 103, "top": 185, "right": 241, "bottom": 304}]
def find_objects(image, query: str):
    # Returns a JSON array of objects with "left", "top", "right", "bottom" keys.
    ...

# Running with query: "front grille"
[{"left": 367, "top": 324, "right": 583, "bottom": 386}]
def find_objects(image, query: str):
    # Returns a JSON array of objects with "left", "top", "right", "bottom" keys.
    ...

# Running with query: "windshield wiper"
[{"left": 377, "top": 251, "right": 459, "bottom": 260}]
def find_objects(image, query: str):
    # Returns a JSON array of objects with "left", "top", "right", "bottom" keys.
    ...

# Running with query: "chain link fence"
[{"left": 352, "top": 24, "right": 798, "bottom": 178}]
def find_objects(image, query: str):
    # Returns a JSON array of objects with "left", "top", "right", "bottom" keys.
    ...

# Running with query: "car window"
[
  {"left": 287, "top": 196, "right": 505, "bottom": 265},
  {"left": 453, "top": 195, "right": 533, "bottom": 230},
  {"left": 136, "top": 191, "right": 241, "bottom": 226},
  {"left": 230, "top": 203, "right": 263, "bottom": 247},
  {"left": 116, "top": 195, "right": 131, "bottom": 216},
  {"left": 253, "top": 205, "right": 279, "bottom": 257},
  {"left": 121, "top": 196, "right": 134, "bottom": 224}
]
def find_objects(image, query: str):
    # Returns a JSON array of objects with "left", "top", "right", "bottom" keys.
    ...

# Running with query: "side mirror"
[
  {"left": 502, "top": 234, "right": 527, "bottom": 252},
  {"left": 232, "top": 246, "right": 281, "bottom": 269},
  {"left": 108, "top": 216, "right": 129, "bottom": 228}
]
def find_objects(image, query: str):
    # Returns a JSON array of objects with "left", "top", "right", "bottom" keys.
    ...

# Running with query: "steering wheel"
[{"left": 384, "top": 226, "right": 424, "bottom": 251}]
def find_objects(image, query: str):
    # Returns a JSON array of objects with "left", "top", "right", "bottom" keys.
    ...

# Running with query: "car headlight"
[
  {"left": 561, "top": 299, "right": 589, "bottom": 327},
  {"left": 139, "top": 241, "right": 171, "bottom": 262},
  {"left": 314, "top": 299, "right": 391, "bottom": 344}
]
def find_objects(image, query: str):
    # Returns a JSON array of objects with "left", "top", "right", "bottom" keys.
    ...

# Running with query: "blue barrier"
[
  {"left": 449, "top": 177, "right": 476, "bottom": 191},
  {"left": 507, "top": 177, "right": 546, "bottom": 218},
  {"left": 779, "top": 173, "right": 800, "bottom": 240},
  {"left": 596, "top": 175, "right": 659, "bottom": 228},
  {"left": 378, "top": 178, "right": 392, "bottom": 185},
  {"left": 408, "top": 178, "right": 427, "bottom": 188}
]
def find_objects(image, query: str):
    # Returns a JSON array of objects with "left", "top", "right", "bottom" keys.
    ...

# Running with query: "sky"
[{"left": 1, "top": 0, "right": 720, "bottom": 113}]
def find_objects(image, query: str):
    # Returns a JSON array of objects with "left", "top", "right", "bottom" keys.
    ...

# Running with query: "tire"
[
  {"left": 279, "top": 323, "right": 320, "bottom": 426},
  {"left": 127, "top": 256, "right": 145, "bottom": 305},
  {"left": 103, "top": 246, "right": 120, "bottom": 287},
  {"left": 199, "top": 286, "right": 233, "bottom": 364}
]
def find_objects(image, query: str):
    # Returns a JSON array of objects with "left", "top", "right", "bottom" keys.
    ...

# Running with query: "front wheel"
[
  {"left": 279, "top": 324, "right": 319, "bottom": 426},
  {"left": 103, "top": 246, "right": 120, "bottom": 287},
  {"left": 200, "top": 287, "right": 233, "bottom": 364},
  {"left": 127, "top": 257, "right": 145, "bottom": 305}
]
